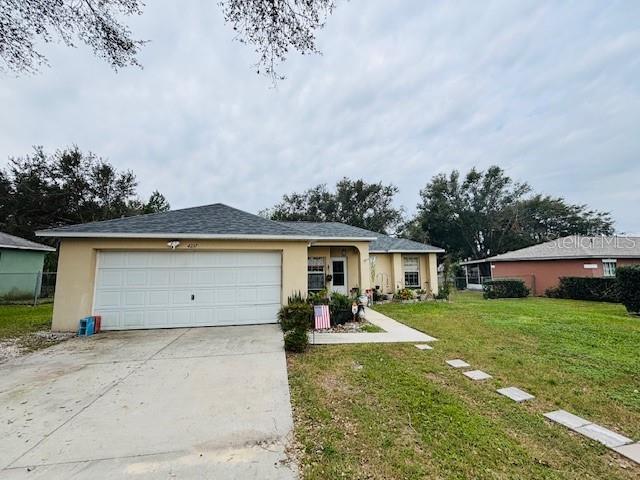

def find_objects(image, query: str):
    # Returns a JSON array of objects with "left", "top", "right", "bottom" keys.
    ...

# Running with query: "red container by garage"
[{"left": 93, "top": 315, "right": 102, "bottom": 333}]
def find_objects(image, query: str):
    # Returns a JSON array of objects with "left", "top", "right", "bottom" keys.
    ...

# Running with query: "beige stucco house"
[{"left": 38, "top": 204, "right": 443, "bottom": 332}]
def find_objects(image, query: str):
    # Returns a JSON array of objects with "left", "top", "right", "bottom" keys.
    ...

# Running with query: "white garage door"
[{"left": 93, "top": 251, "right": 282, "bottom": 330}]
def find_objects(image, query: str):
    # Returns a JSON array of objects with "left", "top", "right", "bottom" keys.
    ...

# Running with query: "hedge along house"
[
  {"left": 0, "top": 232, "right": 55, "bottom": 300},
  {"left": 37, "top": 204, "right": 443, "bottom": 332},
  {"left": 460, "top": 236, "right": 640, "bottom": 296}
]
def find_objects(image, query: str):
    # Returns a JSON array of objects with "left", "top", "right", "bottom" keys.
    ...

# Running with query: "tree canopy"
[
  {"left": 0, "top": 0, "right": 335, "bottom": 79},
  {"left": 403, "top": 166, "right": 614, "bottom": 260},
  {"left": 0, "top": 146, "right": 170, "bottom": 243},
  {"left": 262, "top": 178, "right": 404, "bottom": 234}
]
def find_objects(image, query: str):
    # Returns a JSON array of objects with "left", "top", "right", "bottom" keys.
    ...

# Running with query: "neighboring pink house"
[{"left": 461, "top": 236, "right": 640, "bottom": 295}]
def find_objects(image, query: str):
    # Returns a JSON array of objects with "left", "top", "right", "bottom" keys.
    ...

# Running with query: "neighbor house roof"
[
  {"left": 0, "top": 232, "right": 55, "bottom": 252},
  {"left": 461, "top": 236, "right": 640, "bottom": 264},
  {"left": 278, "top": 221, "right": 444, "bottom": 253}
]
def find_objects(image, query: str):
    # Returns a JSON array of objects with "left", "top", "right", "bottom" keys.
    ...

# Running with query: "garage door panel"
[
  {"left": 171, "top": 270, "right": 192, "bottom": 286},
  {"left": 170, "top": 309, "right": 193, "bottom": 325},
  {"left": 124, "top": 291, "right": 146, "bottom": 307},
  {"left": 95, "top": 251, "right": 281, "bottom": 330},
  {"left": 237, "top": 287, "right": 258, "bottom": 303},
  {"left": 95, "top": 291, "right": 122, "bottom": 309},
  {"left": 101, "top": 252, "right": 127, "bottom": 267},
  {"left": 145, "top": 310, "right": 168, "bottom": 327},
  {"left": 149, "top": 270, "right": 171, "bottom": 286},
  {"left": 256, "top": 267, "right": 281, "bottom": 284},
  {"left": 126, "top": 253, "right": 149, "bottom": 267},
  {"left": 193, "top": 270, "right": 215, "bottom": 285},
  {"left": 171, "top": 290, "right": 193, "bottom": 306},
  {"left": 193, "top": 290, "right": 214, "bottom": 304},
  {"left": 215, "top": 268, "right": 236, "bottom": 285},
  {"left": 258, "top": 286, "right": 281, "bottom": 301},
  {"left": 125, "top": 270, "right": 147, "bottom": 286},
  {"left": 148, "top": 290, "right": 170, "bottom": 307},
  {"left": 100, "top": 311, "right": 120, "bottom": 329},
  {"left": 98, "top": 270, "right": 123, "bottom": 287},
  {"left": 123, "top": 311, "right": 144, "bottom": 327}
]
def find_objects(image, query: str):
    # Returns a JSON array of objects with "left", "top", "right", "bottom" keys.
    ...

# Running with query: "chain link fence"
[{"left": 0, "top": 272, "right": 57, "bottom": 305}]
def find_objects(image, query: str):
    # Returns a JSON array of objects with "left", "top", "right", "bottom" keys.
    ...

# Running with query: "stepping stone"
[
  {"left": 575, "top": 423, "right": 633, "bottom": 448},
  {"left": 496, "top": 387, "right": 535, "bottom": 402},
  {"left": 544, "top": 410, "right": 592, "bottom": 430},
  {"left": 463, "top": 370, "right": 492, "bottom": 381},
  {"left": 446, "top": 359, "right": 470, "bottom": 368},
  {"left": 415, "top": 344, "right": 433, "bottom": 350},
  {"left": 614, "top": 442, "right": 640, "bottom": 465}
]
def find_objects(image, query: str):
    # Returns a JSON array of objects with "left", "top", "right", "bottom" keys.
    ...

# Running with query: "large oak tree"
[
  {"left": 0, "top": 146, "right": 169, "bottom": 243},
  {"left": 404, "top": 166, "right": 614, "bottom": 260},
  {"left": 262, "top": 178, "right": 404, "bottom": 234}
]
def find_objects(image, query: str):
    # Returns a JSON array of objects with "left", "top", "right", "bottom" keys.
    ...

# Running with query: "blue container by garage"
[{"left": 78, "top": 316, "right": 95, "bottom": 336}]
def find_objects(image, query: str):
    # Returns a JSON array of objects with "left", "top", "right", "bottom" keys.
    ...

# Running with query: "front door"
[{"left": 330, "top": 257, "right": 348, "bottom": 295}]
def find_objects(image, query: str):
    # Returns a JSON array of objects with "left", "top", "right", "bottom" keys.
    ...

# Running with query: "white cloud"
[{"left": 1, "top": 0, "right": 638, "bottom": 231}]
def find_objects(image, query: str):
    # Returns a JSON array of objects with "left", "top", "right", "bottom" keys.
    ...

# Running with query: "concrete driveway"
[{"left": 0, "top": 325, "right": 297, "bottom": 479}]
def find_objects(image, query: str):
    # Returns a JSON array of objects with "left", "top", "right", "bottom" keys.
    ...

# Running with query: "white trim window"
[
  {"left": 403, "top": 256, "right": 420, "bottom": 288},
  {"left": 308, "top": 256, "right": 325, "bottom": 291},
  {"left": 602, "top": 259, "right": 617, "bottom": 278}
]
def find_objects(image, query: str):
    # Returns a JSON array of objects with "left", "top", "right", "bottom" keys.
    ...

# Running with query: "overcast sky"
[{"left": 1, "top": 1, "right": 639, "bottom": 232}]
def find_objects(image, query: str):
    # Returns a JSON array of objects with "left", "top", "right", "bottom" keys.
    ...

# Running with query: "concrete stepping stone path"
[
  {"left": 415, "top": 344, "right": 433, "bottom": 350},
  {"left": 544, "top": 410, "right": 591, "bottom": 429},
  {"left": 463, "top": 370, "right": 492, "bottom": 381},
  {"left": 496, "top": 387, "right": 535, "bottom": 402},
  {"left": 614, "top": 442, "right": 640, "bottom": 464},
  {"left": 446, "top": 359, "right": 470, "bottom": 368},
  {"left": 544, "top": 409, "right": 637, "bottom": 464},
  {"left": 575, "top": 423, "right": 633, "bottom": 448}
]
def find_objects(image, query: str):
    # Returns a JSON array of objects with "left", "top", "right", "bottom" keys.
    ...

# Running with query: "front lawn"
[
  {"left": 287, "top": 291, "right": 640, "bottom": 479},
  {"left": 0, "top": 303, "right": 56, "bottom": 357}
]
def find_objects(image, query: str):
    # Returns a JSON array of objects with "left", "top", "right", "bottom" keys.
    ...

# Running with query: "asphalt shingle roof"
[
  {"left": 485, "top": 236, "right": 640, "bottom": 262},
  {"left": 38, "top": 204, "right": 304, "bottom": 237},
  {"left": 36, "top": 204, "right": 445, "bottom": 253},
  {"left": 0, "top": 232, "right": 55, "bottom": 252},
  {"left": 278, "top": 221, "right": 444, "bottom": 252},
  {"left": 275, "top": 221, "right": 377, "bottom": 239}
]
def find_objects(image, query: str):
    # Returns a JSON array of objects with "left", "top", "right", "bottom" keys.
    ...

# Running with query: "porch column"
[
  {"left": 355, "top": 245, "right": 370, "bottom": 292},
  {"left": 391, "top": 253, "right": 403, "bottom": 292},
  {"left": 428, "top": 253, "right": 439, "bottom": 295}
]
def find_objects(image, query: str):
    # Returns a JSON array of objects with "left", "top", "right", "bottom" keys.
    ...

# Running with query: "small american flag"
[{"left": 314, "top": 305, "right": 331, "bottom": 329}]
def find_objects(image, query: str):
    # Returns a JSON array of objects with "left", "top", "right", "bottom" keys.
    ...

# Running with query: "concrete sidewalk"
[{"left": 310, "top": 308, "right": 437, "bottom": 344}]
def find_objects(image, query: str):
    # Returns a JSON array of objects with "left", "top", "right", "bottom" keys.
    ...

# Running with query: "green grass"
[
  {"left": 0, "top": 304, "right": 54, "bottom": 350},
  {"left": 287, "top": 291, "right": 640, "bottom": 479},
  {"left": 360, "top": 322, "right": 385, "bottom": 333}
]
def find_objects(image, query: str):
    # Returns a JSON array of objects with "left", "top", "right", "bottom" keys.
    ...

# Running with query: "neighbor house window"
[
  {"left": 308, "top": 257, "right": 325, "bottom": 291},
  {"left": 403, "top": 256, "right": 420, "bottom": 288},
  {"left": 602, "top": 259, "right": 617, "bottom": 277}
]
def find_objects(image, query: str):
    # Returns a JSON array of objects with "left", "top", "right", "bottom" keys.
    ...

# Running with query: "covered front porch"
[{"left": 306, "top": 241, "right": 370, "bottom": 296}]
